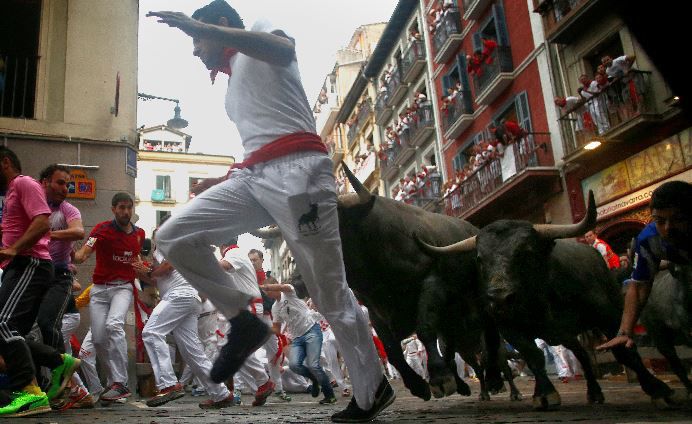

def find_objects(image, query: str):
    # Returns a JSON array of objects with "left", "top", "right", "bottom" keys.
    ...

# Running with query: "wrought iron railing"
[
  {"left": 0, "top": 53, "right": 39, "bottom": 119},
  {"left": 432, "top": 8, "right": 462, "bottom": 55},
  {"left": 444, "top": 134, "right": 547, "bottom": 217},
  {"left": 442, "top": 91, "right": 473, "bottom": 132},
  {"left": 401, "top": 40, "right": 425, "bottom": 76},
  {"left": 557, "top": 70, "right": 654, "bottom": 156},
  {"left": 472, "top": 46, "right": 513, "bottom": 96}
]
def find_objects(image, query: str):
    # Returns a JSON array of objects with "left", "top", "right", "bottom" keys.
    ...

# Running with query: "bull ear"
[{"left": 533, "top": 190, "right": 597, "bottom": 240}]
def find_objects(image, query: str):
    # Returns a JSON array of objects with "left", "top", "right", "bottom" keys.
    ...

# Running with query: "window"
[
  {"left": 584, "top": 34, "right": 624, "bottom": 78},
  {"left": 490, "top": 91, "right": 532, "bottom": 134},
  {"left": 0, "top": 0, "right": 41, "bottom": 118},
  {"left": 156, "top": 210, "right": 171, "bottom": 227},
  {"left": 473, "top": 3, "right": 509, "bottom": 50},
  {"left": 156, "top": 175, "right": 172, "bottom": 199}
]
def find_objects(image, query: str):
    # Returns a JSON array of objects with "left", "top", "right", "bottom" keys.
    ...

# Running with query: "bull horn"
[
  {"left": 534, "top": 190, "right": 597, "bottom": 239},
  {"left": 337, "top": 161, "right": 373, "bottom": 208},
  {"left": 415, "top": 234, "right": 477, "bottom": 254},
  {"left": 250, "top": 226, "right": 281, "bottom": 239}
]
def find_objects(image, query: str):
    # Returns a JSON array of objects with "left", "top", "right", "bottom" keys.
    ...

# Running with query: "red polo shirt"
[{"left": 87, "top": 220, "right": 145, "bottom": 284}]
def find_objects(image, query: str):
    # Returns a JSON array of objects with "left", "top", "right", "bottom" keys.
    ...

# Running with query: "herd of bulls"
[{"left": 258, "top": 163, "right": 690, "bottom": 410}]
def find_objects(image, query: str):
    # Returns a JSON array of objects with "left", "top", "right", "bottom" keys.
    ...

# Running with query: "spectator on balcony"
[
  {"left": 480, "top": 38, "right": 498, "bottom": 64},
  {"left": 601, "top": 54, "right": 636, "bottom": 81},
  {"left": 501, "top": 119, "right": 528, "bottom": 144},
  {"left": 466, "top": 53, "right": 483, "bottom": 77},
  {"left": 408, "top": 29, "right": 421, "bottom": 46},
  {"left": 383, "top": 64, "right": 393, "bottom": 84},
  {"left": 584, "top": 75, "right": 611, "bottom": 135},
  {"left": 414, "top": 91, "right": 427, "bottom": 106}
]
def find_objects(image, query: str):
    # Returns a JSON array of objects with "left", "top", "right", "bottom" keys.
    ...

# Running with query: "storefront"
[{"left": 579, "top": 129, "right": 691, "bottom": 254}]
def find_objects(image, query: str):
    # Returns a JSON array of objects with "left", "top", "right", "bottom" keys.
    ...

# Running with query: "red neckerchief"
[
  {"left": 222, "top": 244, "right": 239, "bottom": 257},
  {"left": 210, "top": 47, "right": 239, "bottom": 84}
]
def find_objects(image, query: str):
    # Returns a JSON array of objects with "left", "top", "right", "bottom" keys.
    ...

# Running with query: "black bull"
[
  {"left": 418, "top": 191, "right": 679, "bottom": 409},
  {"left": 255, "top": 163, "right": 515, "bottom": 401}
]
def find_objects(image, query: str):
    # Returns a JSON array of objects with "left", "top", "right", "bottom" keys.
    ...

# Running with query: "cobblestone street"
[{"left": 8, "top": 374, "right": 691, "bottom": 424}]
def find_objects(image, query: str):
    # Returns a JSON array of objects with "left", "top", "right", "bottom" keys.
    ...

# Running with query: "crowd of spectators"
[
  {"left": 378, "top": 92, "right": 430, "bottom": 164},
  {"left": 142, "top": 141, "right": 185, "bottom": 153},
  {"left": 392, "top": 165, "right": 438, "bottom": 204},
  {"left": 427, "top": 0, "right": 457, "bottom": 36}
]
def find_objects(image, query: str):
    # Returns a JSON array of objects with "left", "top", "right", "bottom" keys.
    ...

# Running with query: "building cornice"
[{"left": 138, "top": 151, "right": 235, "bottom": 165}]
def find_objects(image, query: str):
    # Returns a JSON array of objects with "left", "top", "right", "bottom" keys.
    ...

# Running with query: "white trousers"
[
  {"left": 61, "top": 312, "right": 86, "bottom": 390},
  {"left": 259, "top": 313, "right": 284, "bottom": 392},
  {"left": 142, "top": 295, "right": 230, "bottom": 401},
  {"left": 89, "top": 283, "right": 132, "bottom": 387},
  {"left": 180, "top": 308, "right": 219, "bottom": 387},
  {"left": 322, "top": 329, "right": 349, "bottom": 389},
  {"left": 281, "top": 365, "right": 310, "bottom": 393},
  {"left": 156, "top": 152, "right": 381, "bottom": 409},
  {"left": 405, "top": 354, "right": 427, "bottom": 380},
  {"left": 78, "top": 330, "right": 103, "bottom": 395}
]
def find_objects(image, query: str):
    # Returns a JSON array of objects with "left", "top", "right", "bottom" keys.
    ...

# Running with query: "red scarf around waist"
[{"left": 227, "top": 132, "right": 327, "bottom": 178}]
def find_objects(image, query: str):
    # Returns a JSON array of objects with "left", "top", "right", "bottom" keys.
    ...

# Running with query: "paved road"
[{"left": 10, "top": 375, "right": 692, "bottom": 423}]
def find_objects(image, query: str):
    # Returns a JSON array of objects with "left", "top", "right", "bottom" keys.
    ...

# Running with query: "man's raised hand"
[{"left": 147, "top": 11, "right": 204, "bottom": 37}]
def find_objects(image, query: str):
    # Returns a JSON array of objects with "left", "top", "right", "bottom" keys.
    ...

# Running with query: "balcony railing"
[
  {"left": 432, "top": 8, "right": 463, "bottom": 63},
  {"left": 410, "top": 171, "right": 443, "bottom": 209},
  {"left": 462, "top": 0, "right": 494, "bottom": 21},
  {"left": 558, "top": 71, "right": 654, "bottom": 157},
  {"left": 385, "top": 66, "right": 406, "bottom": 107},
  {"left": 347, "top": 99, "right": 372, "bottom": 146},
  {"left": 401, "top": 40, "right": 426, "bottom": 83},
  {"left": 0, "top": 53, "right": 39, "bottom": 119},
  {"left": 410, "top": 103, "right": 435, "bottom": 146},
  {"left": 381, "top": 128, "right": 415, "bottom": 175},
  {"left": 442, "top": 91, "right": 474, "bottom": 140},
  {"left": 472, "top": 46, "right": 513, "bottom": 102},
  {"left": 326, "top": 136, "right": 346, "bottom": 163},
  {"left": 375, "top": 91, "right": 392, "bottom": 125},
  {"left": 534, "top": 0, "right": 602, "bottom": 43},
  {"left": 444, "top": 135, "right": 547, "bottom": 217}
]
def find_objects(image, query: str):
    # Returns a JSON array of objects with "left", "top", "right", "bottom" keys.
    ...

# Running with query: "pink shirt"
[
  {"left": 49, "top": 201, "right": 81, "bottom": 268},
  {"left": 1, "top": 175, "right": 51, "bottom": 262}
]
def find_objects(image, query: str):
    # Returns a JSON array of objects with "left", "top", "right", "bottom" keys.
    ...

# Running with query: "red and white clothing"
[
  {"left": 87, "top": 220, "right": 145, "bottom": 388},
  {"left": 592, "top": 238, "right": 620, "bottom": 269},
  {"left": 156, "top": 20, "right": 382, "bottom": 410}
]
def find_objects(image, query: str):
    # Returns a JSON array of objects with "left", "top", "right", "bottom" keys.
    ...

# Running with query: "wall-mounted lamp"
[
  {"left": 137, "top": 93, "right": 189, "bottom": 129},
  {"left": 583, "top": 140, "right": 602, "bottom": 150}
]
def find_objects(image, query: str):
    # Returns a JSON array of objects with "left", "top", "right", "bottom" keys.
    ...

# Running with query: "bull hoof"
[
  {"left": 409, "top": 384, "right": 432, "bottom": 401},
  {"left": 430, "top": 375, "right": 457, "bottom": 399},
  {"left": 652, "top": 390, "right": 689, "bottom": 408},
  {"left": 587, "top": 390, "right": 605, "bottom": 404},
  {"left": 490, "top": 384, "right": 507, "bottom": 395},
  {"left": 510, "top": 391, "right": 523, "bottom": 401},
  {"left": 479, "top": 391, "right": 491, "bottom": 401},
  {"left": 532, "top": 391, "right": 561, "bottom": 410},
  {"left": 457, "top": 380, "right": 471, "bottom": 397}
]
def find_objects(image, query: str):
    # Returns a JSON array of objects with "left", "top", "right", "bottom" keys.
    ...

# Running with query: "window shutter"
[
  {"left": 492, "top": 3, "right": 510, "bottom": 46},
  {"left": 456, "top": 54, "right": 470, "bottom": 90},
  {"left": 442, "top": 74, "right": 452, "bottom": 93},
  {"left": 472, "top": 32, "right": 483, "bottom": 53},
  {"left": 515, "top": 91, "right": 532, "bottom": 132}
]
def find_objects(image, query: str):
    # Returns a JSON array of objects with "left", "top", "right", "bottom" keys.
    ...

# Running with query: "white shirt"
[
  {"left": 271, "top": 284, "right": 316, "bottom": 339},
  {"left": 606, "top": 56, "right": 631, "bottom": 79},
  {"left": 222, "top": 247, "right": 262, "bottom": 299},
  {"left": 153, "top": 249, "right": 198, "bottom": 300},
  {"left": 225, "top": 20, "right": 316, "bottom": 158}
]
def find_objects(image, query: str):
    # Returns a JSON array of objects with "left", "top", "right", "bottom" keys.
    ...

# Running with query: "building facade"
[
  {"left": 135, "top": 125, "right": 234, "bottom": 239},
  {"left": 535, "top": 0, "right": 691, "bottom": 253},
  {"left": 426, "top": 0, "right": 568, "bottom": 227}
]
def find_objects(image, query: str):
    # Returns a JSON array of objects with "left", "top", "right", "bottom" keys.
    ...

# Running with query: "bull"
[
  {"left": 255, "top": 163, "right": 521, "bottom": 402},
  {"left": 417, "top": 191, "right": 675, "bottom": 409}
]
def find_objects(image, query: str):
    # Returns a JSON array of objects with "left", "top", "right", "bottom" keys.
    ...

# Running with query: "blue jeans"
[{"left": 289, "top": 323, "right": 334, "bottom": 398}]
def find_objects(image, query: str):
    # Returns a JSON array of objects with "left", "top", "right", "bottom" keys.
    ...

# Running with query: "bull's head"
[
  {"left": 418, "top": 191, "right": 597, "bottom": 313},
  {"left": 250, "top": 162, "right": 374, "bottom": 240}
]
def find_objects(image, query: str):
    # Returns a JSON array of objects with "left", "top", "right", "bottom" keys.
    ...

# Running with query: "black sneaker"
[
  {"left": 320, "top": 396, "right": 337, "bottom": 405},
  {"left": 210, "top": 311, "right": 271, "bottom": 383},
  {"left": 311, "top": 380, "right": 321, "bottom": 398},
  {"left": 331, "top": 376, "right": 395, "bottom": 423}
]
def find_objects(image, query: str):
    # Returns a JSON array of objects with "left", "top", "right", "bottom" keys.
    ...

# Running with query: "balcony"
[
  {"left": 410, "top": 103, "right": 435, "bottom": 147},
  {"left": 151, "top": 189, "right": 174, "bottom": 203},
  {"left": 410, "top": 171, "right": 443, "bottom": 211},
  {"left": 385, "top": 66, "right": 407, "bottom": 107},
  {"left": 472, "top": 46, "right": 513, "bottom": 105},
  {"left": 432, "top": 8, "right": 463, "bottom": 64},
  {"left": 443, "top": 90, "right": 474, "bottom": 141},
  {"left": 381, "top": 128, "right": 416, "bottom": 180},
  {"left": 0, "top": 53, "right": 39, "bottom": 119},
  {"left": 462, "top": 0, "right": 494, "bottom": 21},
  {"left": 354, "top": 152, "right": 377, "bottom": 184},
  {"left": 401, "top": 40, "right": 426, "bottom": 84},
  {"left": 375, "top": 91, "right": 393, "bottom": 125},
  {"left": 534, "top": 0, "right": 609, "bottom": 44},
  {"left": 558, "top": 71, "right": 660, "bottom": 162},
  {"left": 346, "top": 99, "right": 373, "bottom": 147},
  {"left": 443, "top": 134, "right": 560, "bottom": 226},
  {"left": 326, "top": 137, "right": 346, "bottom": 163}
]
